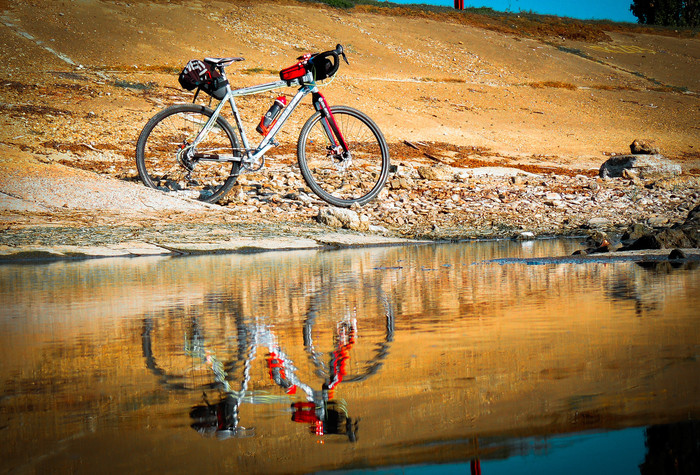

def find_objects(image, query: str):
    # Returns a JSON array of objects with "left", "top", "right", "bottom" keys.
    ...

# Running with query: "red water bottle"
[{"left": 256, "top": 96, "right": 287, "bottom": 135}]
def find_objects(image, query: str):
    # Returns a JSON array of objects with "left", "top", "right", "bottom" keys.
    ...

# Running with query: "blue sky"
[{"left": 390, "top": 1, "right": 638, "bottom": 23}]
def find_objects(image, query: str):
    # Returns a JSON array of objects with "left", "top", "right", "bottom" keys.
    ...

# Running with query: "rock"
[
  {"left": 599, "top": 154, "right": 681, "bottom": 179},
  {"left": 316, "top": 209, "right": 343, "bottom": 228},
  {"left": 625, "top": 229, "right": 692, "bottom": 250},
  {"left": 368, "top": 224, "right": 389, "bottom": 233},
  {"left": 621, "top": 223, "right": 651, "bottom": 242},
  {"left": 684, "top": 203, "right": 700, "bottom": 226},
  {"left": 656, "top": 228, "right": 695, "bottom": 249},
  {"left": 681, "top": 204, "right": 700, "bottom": 246},
  {"left": 587, "top": 230, "right": 609, "bottom": 247},
  {"left": 648, "top": 216, "right": 669, "bottom": 227},
  {"left": 588, "top": 217, "right": 611, "bottom": 228},
  {"left": 511, "top": 175, "right": 527, "bottom": 186},
  {"left": 630, "top": 139, "right": 660, "bottom": 155},
  {"left": 668, "top": 249, "right": 687, "bottom": 260},
  {"left": 417, "top": 164, "right": 454, "bottom": 181},
  {"left": 516, "top": 231, "right": 535, "bottom": 240},
  {"left": 624, "top": 234, "right": 662, "bottom": 250},
  {"left": 389, "top": 177, "right": 413, "bottom": 190},
  {"left": 621, "top": 168, "right": 639, "bottom": 180},
  {"left": 316, "top": 207, "right": 368, "bottom": 231}
]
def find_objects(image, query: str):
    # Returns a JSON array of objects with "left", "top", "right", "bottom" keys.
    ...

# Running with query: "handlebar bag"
[{"left": 280, "top": 62, "right": 307, "bottom": 81}]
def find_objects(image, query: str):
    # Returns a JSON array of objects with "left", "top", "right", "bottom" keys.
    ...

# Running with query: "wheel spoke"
[
  {"left": 298, "top": 106, "right": 389, "bottom": 207},
  {"left": 136, "top": 105, "right": 241, "bottom": 203}
]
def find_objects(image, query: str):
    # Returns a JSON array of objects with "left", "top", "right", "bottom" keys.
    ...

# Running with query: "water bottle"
[{"left": 256, "top": 96, "right": 287, "bottom": 135}]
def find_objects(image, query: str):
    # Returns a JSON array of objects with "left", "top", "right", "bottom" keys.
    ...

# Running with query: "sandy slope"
[{"left": 0, "top": 0, "right": 698, "bottom": 168}]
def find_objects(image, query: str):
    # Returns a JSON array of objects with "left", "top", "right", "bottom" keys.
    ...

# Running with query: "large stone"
[
  {"left": 621, "top": 223, "right": 652, "bottom": 242},
  {"left": 588, "top": 217, "right": 611, "bottom": 227},
  {"left": 684, "top": 204, "right": 700, "bottom": 227},
  {"left": 417, "top": 164, "right": 454, "bottom": 181},
  {"left": 316, "top": 207, "right": 369, "bottom": 231},
  {"left": 630, "top": 139, "right": 660, "bottom": 155},
  {"left": 655, "top": 228, "right": 696, "bottom": 249},
  {"left": 624, "top": 228, "right": 697, "bottom": 251},
  {"left": 599, "top": 154, "right": 681, "bottom": 179}
]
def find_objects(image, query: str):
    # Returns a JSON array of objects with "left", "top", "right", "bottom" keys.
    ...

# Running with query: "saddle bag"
[{"left": 178, "top": 59, "right": 229, "bottom": 100}]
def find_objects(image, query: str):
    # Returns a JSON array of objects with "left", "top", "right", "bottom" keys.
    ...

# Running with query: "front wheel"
[
  {"left": 136, "top": 104, "right": 241, "bottom": 203},
  {"left": 297, "top": 106, "right": 390, "bottom": 207}
]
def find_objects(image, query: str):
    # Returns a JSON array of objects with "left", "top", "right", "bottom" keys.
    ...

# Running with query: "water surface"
[{"left": 1, "top": 240, "right": 698, "bottom": 473}]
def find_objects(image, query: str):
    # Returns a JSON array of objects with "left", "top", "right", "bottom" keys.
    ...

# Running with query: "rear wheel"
[
  {"left": 136, "top": 104, "right": 241, "bottom": 203},
  {"left": 297, "top": 106, "right": 390, "bottom": 207}
]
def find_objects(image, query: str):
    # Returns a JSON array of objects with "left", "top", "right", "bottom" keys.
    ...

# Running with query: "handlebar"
[{"left": 296, "top": 44, "right": 349, "bottom": 81}]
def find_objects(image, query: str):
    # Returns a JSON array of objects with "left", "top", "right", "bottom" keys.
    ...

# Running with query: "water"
[{"left": 1, "top": 240, "right": 699, "bottom": 474}]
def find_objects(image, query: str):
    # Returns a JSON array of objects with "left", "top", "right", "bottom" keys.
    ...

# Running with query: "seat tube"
[{"left": 312, "top": 92, "right": 348, "bottom": 151}]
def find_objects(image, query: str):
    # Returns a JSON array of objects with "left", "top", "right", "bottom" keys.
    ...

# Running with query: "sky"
[{"left": 390, "top": 0, "right": 639, "bottom": 23}]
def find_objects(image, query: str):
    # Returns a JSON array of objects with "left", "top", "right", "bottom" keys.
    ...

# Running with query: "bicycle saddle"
[{"left": 204, "top": 57, "right": 244, "bottom": 68}]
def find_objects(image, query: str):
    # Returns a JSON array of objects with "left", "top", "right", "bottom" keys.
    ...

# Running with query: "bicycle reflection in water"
[{"left": 141, "top": 294, "right": 394, "bottom": 442}]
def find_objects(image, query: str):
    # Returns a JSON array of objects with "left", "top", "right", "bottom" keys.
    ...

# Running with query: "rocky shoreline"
[
  {"left": 222, "top": 142, "right": 700, "bottom": 244},
  {"left": 1, "top": 143, "right": 698, "bottom": 262}
]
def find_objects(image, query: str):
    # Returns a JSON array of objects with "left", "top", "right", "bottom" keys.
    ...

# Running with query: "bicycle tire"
[
  {"left": 141, "top": 314, "right": 249, "bottom": 393},
  {"left": 297, "top": 106, "right": 390, "bottom": 208},
  {"left": 303, "top": 291, "right": 395, "bottom": 384},
  {"left": 136, "top": 104, "right": 241, "bottom": 203}
]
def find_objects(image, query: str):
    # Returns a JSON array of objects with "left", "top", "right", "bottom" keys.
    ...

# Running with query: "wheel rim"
[{"left": 301, "top": 110, "right": 387, "bottom": 205}]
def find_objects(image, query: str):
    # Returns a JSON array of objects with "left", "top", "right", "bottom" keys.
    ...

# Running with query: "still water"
[{"left": 1, "top": 240, "right": 699, "bottom": 474}]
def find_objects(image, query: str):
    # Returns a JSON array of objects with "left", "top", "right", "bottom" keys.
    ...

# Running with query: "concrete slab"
[{"left": 157, "top": 237, "right": 323, "bottom": 254}]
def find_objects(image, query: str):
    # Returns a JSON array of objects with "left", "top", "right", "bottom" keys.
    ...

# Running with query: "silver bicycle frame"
[{"left": 189, "top": 71, "right": 318, "bottom": 168}]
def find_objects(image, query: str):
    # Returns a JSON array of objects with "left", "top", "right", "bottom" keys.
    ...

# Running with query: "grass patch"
[
  {"left": 591, "top": 84, "right": 641, "bottom": 91},
  {"left": 241, "top": 67, "right": 278, "bottom": 75},
  {"left": 113, "top": 79, "right": 156, "bottom": 90},
  {"left": 649, "top": 84, "right": 690, "bottom": 93},
  {"left": 1, "top": 103, "right": 73, "bottom": 116},
  {"left": 529, "top": 81, "right": 577, "bottom": 90},
  {"left": 418, "top": 77, "right": 465, "bottom": 83}
]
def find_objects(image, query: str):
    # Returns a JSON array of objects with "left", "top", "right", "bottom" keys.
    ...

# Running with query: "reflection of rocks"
[
  {"left": 640, "top": 421, "right": 700, "bottom": 475},
  {"left": 636, "top": 259, "right": 699, "bottom": 273}
]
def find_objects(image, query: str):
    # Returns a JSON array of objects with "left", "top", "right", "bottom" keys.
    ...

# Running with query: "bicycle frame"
[{"left": 189, "top": 71, "right": 348, "bottom": 170}]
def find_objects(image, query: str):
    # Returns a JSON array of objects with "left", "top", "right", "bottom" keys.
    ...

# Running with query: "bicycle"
[
  {"left": 140, "top": 288, "right": 395, "bottom": 442},
  {"left": 135, "top": 44, "right": 390, "bottom": 208}
]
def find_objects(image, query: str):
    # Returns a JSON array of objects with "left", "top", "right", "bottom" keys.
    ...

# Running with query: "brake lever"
[{"left": 336, "top": 44, "right": 349, "bottom": 65}]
